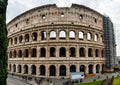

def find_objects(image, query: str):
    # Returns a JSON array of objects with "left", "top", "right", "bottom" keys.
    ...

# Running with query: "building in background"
[{"left": 103, "top": 16, "right": 117, "bottom": 69}]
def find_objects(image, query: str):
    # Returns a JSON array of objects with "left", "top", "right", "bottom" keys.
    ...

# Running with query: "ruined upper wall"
[{"left": 7, "top": 4, "right": 103, "bottom": 36}]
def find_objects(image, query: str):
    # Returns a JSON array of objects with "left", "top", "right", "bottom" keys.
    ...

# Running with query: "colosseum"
[{"left": 7, "top": 4, "right": 106, "bottom": 78}]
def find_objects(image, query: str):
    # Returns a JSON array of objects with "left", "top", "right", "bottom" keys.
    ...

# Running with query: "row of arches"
[
  {"left": 9, "top": 30, "right": 103, "bottom": 45},
  {"left": 9, "top": 64, "right": 105, "bottom": 76},
  {"left": 9, "top": 47, "right": 104, "bottom": 58}
]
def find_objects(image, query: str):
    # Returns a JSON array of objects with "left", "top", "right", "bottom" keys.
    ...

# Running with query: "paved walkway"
[{"left": 7, "top": 72, "right": 120, "bottom": 85}]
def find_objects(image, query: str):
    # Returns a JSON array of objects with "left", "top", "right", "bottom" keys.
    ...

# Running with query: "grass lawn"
[
  {"left": 113, "top": 76, "right": 120, "bottom": 85},
  {"left": 76, "top": 80, "right": 103, "bottom": 85}
]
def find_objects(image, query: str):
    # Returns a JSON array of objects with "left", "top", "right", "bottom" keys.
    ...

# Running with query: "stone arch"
[
  {"left": 31, "top": 65, "right": 36, "bottom": 75},
  {"left": 41, "top": 31, "right": 46, "bottom": 40},
  {"left": 9, "top": 64, "right": 11, "bottom": 71},
  {"left": 23, "top": 65, "right": 28, "bottom": 74},
  {"left": 79, "top": 31, "right": 84, "bottom": 39},
  {"left": 59, "top": 30, "right": 66, "bottom": 39},
  {"left": 59, "top": 65, "right": 66, "bottom": 76},
  {"left": 14, "top": 37, "right": 17, "bottom": 44},
  {"left": 95, "top": 49, "right": 99, "bottom": 57},
  {"left": 17, "top": 64, "right": 22, "bottom": 73},
  {"left": 96, "top": 64, "right": 100, "bottom": 73},
  {"left": 70, "top": 47, "right": 76, "bottom": 57},
  {"left": 59, "top": 47, "right": 66, "bottom": 57},
  {"left": 11, "top": 38, "right": 13, "bottom": 45},
  {"left": 102, "top": 64, "right": 105, "bottom": 72},
  {"left": 88, "top": 48, "right": 93, "bottom": 57},
  {"left": 32, "top": 32, "right": 37, "bottom": 41},
  {"left": 40, "top": 65, "right": 46, "bottom": 76},
  {"left": 9, "top": 51, "right": 12, "bottom": 58},
  {"left": 49, "top": 65, "right": 56, "bottom": 76},
  {"left": 88, "top": 64, "right": 93, "bottom": 74},
  {"left": 50, "top": 47, "right": 56, "bottom": 57},
  {"left": 69, "top": 31, "right": 75, "bottom": 39},
  {"left": 101, "top": 49, "right": 104, "bottom": 57},
  {"left": 87, "top": 32, "right": 92, "bottom": 40},
  {"left": 70, "top": 65, "right": 76, "bottom": 72},
  {"left": 80, "top": 65, "right": 85, "bottom": 73},
  {"left": 18, "top": 50, "right": 22, "bottom": 58},
  {"left": 79, "top": 48, "right": 85, "bottom": 57},
  {"left": 19, "top": 35, "right": 23, "bottom": 43},
  {"left": 13, "top": 64, "right": 16, "bottom": 72},
  {"left": 24, "top": 49, "right": 29, "bottom": 58},
  {"left": 94, "top": 34, "right": 98, "bottom": 41},
  {"left": 32, "top": 48, "right": 37, "bottom": 57},
  {"left": 13, "top": 50, "right": 16, "bottom": 58},
  {"left": 25, "top": 34, "right": 29, "bottom": 42},
  {"left": 50, "top": 30, "right": 56, "bottom": 39},
  {"left": 40, "top": 48, "right": 46, "bottom": 57}
]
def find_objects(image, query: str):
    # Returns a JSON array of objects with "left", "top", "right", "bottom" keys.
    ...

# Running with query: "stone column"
[
  {"left": 28, "top": 64, "right": 31, "bottom": 75},
  {"left": 22, "top": 64, "right": 24, "bottom": 74},
  {"left": 36, "top": 65, "right": 39, "bottom": 76},
  {"left": 66, "top": 64, "right": 70, "bottom": 78},
  {"left": 76, "top": 64, "right": 79, "bottom": 72},
  {"left": 66, "top": 46, "right": 69, "bottom": 59},
  {"left": 85, "top": 47, "right": 88, "bottom": 58},
  {"left": 37, "top": 46, "right": 40, "bottom": 58},
  {"left": 56, "top": 64, "right": 59, "bottom": 78},
  {"left": 76, "top": 45, "right": 79, "bottom": 58},
  {"left": 85, "top": 65, "right": 88, "bottom": 74},
  {"left": 29, "top": 47, "right": 31, "bottom": 59},
  {"left": 93, "top": 64, "right": 96, "bottom": 74}
]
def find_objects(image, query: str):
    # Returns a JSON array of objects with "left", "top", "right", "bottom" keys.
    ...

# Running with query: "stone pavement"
[{"left": 7, "top": 72, "right": 120, "bottom": 85}]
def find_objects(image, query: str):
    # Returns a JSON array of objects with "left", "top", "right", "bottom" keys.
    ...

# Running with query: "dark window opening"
[
  {"left": 32, "top": 32, "right": 37, "bottom": 41},
  {"left": 70, "top": 47, "right": 76, "bottom": 57},
  {"left": 13, "top": 64, "right": 16, "bottom": 72},
  {"left": 24, "top": 65, "right": 28, "bottom": 74},
  {"left": 40, "top": 65, "right": 45, "bottom": 76},
  {"left": 80, "top": 65, "right": 85, "bottom": 73},
  {"left": 79, "top": 48, "right": 85, "bottom": 57},
  {"left": 18, "top": 50, "right": 22, "bottom": 58},
  {"left": 50, "top": 47, "right": 56, "bottom": 57},
  {"left": 31, "top": 65, "right": 36, "bottom": 75},
  {"left": 79, "top": 14, "right": 83, "bottom": 19},
  {"left": 19, "top": 36, "right": 23, "bottom": 43},
  {"left": 49, "top": 65, "right": 56, "bottom": 76},
  {"left": 88, "top": 48, "right": 92, "bottom": 57},
  {"left": 96, "top": 64, "right": 100, "bottom": 73},
  {"left": 70, "top": 65, "right": 76, "bottom": 72},
  {"left": 88, "top": 64, "right": 93, "bottom": 74},
  {"left": 40, "top": 48, "right": 46, "bottom": 57},
  {"left": 25, "top": 49, "right": 29, "bottom": 58},
  {"left": 59, "top": 65, "right": 66, "bottom": 76},
  {"left": 18, "top": 65, "right": 22, "bottom": 73},
  {"left": 13, "top": 50, "right": 16, "bottom": 58},
  {"left": 25, "top": 34, "right": 29, "bottom": 42},
  {"left": 95, "top": 49, "right": 99, "bottom": 57},
  {"left": 60, "top": 47, "right": 66, "bottom": 57},
  {"left": 14, "top": 37, "right": 17, "bottom": 44},
  {"left": 41, "top": 31, "right": 46, "bottom": 40},
  {"left": 32, "top": 48, "right": 37, "bottom": 57}
]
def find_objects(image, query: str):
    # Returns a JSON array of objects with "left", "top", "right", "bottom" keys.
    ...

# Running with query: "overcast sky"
[{"left": 7, "top": 0, "right": 120, "bottom": 56}]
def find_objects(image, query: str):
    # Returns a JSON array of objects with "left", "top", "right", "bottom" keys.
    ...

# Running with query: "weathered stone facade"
[{"left": 7, "top": 4, "right": 105, "bottom": 78}]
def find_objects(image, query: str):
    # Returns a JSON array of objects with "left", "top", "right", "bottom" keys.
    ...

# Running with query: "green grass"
[
  {"left": 76, "top": 80, "right": 103, "bottom": 85},
  {"left": 113, "top": 76, "right": 120, "bottom": 85}
]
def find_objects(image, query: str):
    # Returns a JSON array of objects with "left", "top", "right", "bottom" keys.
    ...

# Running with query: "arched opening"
[
  {"left": 31, "top": 65, "right": 36, "bottom": 75},
  {"left": 19, "top": 35, "right": 23, "bottom": 43},
  {"left": 41, "top": 31, "right": 46, "bottom": 40},
  {"left": 79, "top": 31, "right": 84, "bottom": 40},
  {"left": 25, "top": 34, "right": 29, "bottom": 42},
  {"left": 11, "top": 38, "right": 13, "bottom": 45},
  {"left": 49, "top": 65, "right": 56, "bottom": 76},
  {"left": 70, "top": 65, "right": 76, "bottom": 72},
  {"left": 102, "top": 64, "right": 105, "bottom": 73},
  {"left": 17, "top": 65, "right": 22, "bottom": 73},
  {"left": 88, "top": 64, "right": 93, "bottom": 74},
  {"left": 13, "top": 50, "right": 16, "bottom": 58},
  {"left": 24, "top": 49, "right": 29, "bottom": 58},
  {"left": 79, "top": 48, "right": 85, "bottom": 57},
  {"left": 40, "top": 48, "right": 46, "bottom": 57},
  {"left": 9, "top": 64, "right": 11, "bottom": 71},
  {"left": 18, "top": 50, "right": 22, "bottom": 58},
  {"left": 59, "top": 47, "right": 66, "bottom": 57},
  {"left": 14, "top": 37, "right": 17, "bottom": 44},
  {"left": 59, "top": 30, "right": 66, "bottom": 39},
  {"left": 95, "top": 49, "right": 99, "bottom": 57},
  {"left": 24, "top": 65, "right": 28, "bottom": 74},
  {"left": 101, "top": 50, "right": 104, "bottom": 57},
  {"left": 9, "top": 51, "right": 12, "bottom": 58},
  {"left": 88, "top": 48, "right": 93, "bottom": 57},
  {"left": 96, "top": 64, "right": 100, "bottom": 73},
  {"left": 32, "top": 32, "right": 37, "bottom": 41},
  {"left": 13, "top": 64, "right": 16, "bottom": 72},
  {"left": 87, "top": 32, "right": 91, "bottom": 40},
  {"left": 94, "top": 34, "right": 98, "bottom": 41},
  {"left": 59, "top": 65, "right": 66, "bottom": 76},
  {"left": 70, "top": 47, "right": 76, "bottom": 57},
  {"left": 50, "top": 31, "right": 56, "bottom": 40},
  {"left": 40, "top": 65, "right": 46, "bottom": 76},
  {"left": 50, "top": 47, "right": 56, "bottom": 57},
  {"left": 32, "top": 48, "right": 37, "bottom": 57},
  {"left": 80, "top": 65, "right": 85, "bottom": 73},
  {"left": 69, "top": 31, "right": 75, "bottom": 39}
]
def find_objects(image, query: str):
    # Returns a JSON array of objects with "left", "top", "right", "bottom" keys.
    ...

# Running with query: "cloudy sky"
[{"left": 7, "top": 0, "right": 120, "bottom": 56}]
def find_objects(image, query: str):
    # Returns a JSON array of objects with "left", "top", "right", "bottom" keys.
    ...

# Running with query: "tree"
[{"left": 0, "top": 0, "right": 8, "bottom": 85}]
